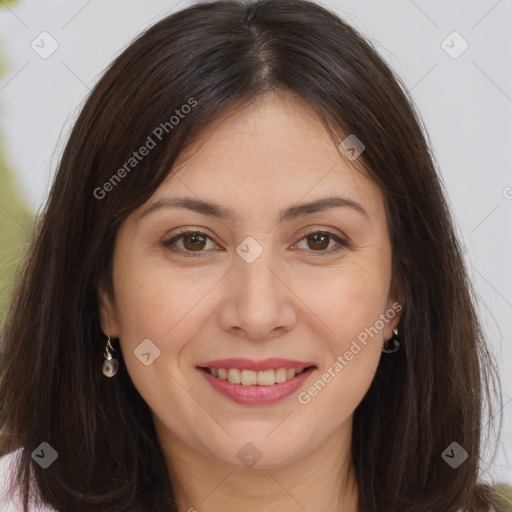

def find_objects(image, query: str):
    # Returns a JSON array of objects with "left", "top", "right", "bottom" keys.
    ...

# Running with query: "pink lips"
[{"left": 196, "top": 358, "right": 317, "bottom": 405}]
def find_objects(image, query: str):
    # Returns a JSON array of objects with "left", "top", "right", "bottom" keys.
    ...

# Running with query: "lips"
[{"left": 196, "top": 358, "right": 317, "bottom": 405}]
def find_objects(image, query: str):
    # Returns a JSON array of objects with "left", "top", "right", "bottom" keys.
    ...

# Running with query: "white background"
[{"left": 1, "top": 0, "right": 511, "bottom": 484}]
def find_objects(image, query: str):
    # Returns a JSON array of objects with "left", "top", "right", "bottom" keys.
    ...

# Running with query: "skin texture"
[{"left": 99, "top": 92, "right": 403, "bottom": 512}]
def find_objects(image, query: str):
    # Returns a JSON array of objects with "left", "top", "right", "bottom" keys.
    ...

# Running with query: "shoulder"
[{"left": 0, "top": 449, "right": 57, "bottom": 512}]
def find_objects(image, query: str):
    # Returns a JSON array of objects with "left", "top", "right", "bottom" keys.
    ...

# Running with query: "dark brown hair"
[{"left": 0, "top": 0, "right": 506, "bottom": 510}]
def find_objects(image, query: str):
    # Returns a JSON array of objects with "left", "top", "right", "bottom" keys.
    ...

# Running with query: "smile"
[{"left": 196, "top": 359, "right": 317, "bottom": 405}]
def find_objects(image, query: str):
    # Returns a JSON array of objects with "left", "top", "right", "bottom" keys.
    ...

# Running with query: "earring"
[
  {"left": 382, "top": 328, "right": 400, "bottom": 354},
  {"left": 102, "top": 337, "right": 119, "bottom": 377}
]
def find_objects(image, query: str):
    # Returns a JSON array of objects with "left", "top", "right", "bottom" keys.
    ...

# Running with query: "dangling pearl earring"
[{"left": 102, "top": 337, "right": 119, "bottom": 377}]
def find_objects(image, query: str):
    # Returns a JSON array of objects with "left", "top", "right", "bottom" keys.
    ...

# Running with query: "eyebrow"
[{"left": 137, "top": 195, "right": 370, "bottom": 223}]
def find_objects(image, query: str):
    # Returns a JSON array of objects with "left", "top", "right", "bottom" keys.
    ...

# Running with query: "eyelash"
[{"left": 162, "top": 228, "right": 349, "bottom": 258}]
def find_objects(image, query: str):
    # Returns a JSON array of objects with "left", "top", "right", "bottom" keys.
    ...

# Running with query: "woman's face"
[{"left": 100, "top": 92, "right": 402, "bottom": 469}]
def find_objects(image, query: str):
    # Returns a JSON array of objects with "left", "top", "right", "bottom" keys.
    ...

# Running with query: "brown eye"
[
  {"left": 295, "top": 230, "right": 348, "bottom": 255},
  {"left": 182, "top": 233, "right": 207, "bottom": 251},
  {"left": 306, "top": 232, "right": 330, "bottom": 251},
  {"left": 163, "top": 231, "right": 216, "bottom": 257}
]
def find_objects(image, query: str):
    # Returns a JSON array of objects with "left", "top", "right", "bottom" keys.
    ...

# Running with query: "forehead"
[{"left": 146, "top": 93, "right": 384, "bottom": 219}]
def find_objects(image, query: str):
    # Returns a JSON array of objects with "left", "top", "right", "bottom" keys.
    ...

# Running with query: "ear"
[{"left": 97, "top": 281, "right": 121, "bottom": 339}]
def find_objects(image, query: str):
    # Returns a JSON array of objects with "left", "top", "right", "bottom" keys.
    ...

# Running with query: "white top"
[{"left": 0, "top": 449, "right": 56, "bottom": 512}]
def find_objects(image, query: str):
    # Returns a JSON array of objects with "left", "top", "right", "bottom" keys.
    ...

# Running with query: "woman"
[{"left": 0, "top": 0, "right": 508, "bottom": 510}]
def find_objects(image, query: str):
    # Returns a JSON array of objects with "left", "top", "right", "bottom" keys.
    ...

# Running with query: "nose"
[{"left": 217, "top": 245, "right": 298, "bottom": 342}]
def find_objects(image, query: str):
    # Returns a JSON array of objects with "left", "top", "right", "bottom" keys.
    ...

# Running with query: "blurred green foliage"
[
  {"left": 0, "top": 142, "right": 34, "bottom": 327},
  {"left": 0, "top": 0, "right": 35, "bottom": 328},
  {"left": 496, "top": 482, "right": 512, "bottom": 510}
]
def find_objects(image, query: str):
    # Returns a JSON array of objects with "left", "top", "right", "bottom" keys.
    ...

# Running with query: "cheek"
[
  {"left": 112, "top": 251, "right": 204, "bottom": 338},
  {"left": 295, "top": 260, "right": 391, "bottom": 409},
  {"left": 302, "top": 257, "right": 391, "bottom": 338},
  {"left": 109, "top": 259, "right": 202, "bottom": 425},
  {"left": 297, "top": 265, "right": 388, "bottom": 419},
  {"left": 110, "top": 255, "right": 219, "bottom": 391}
]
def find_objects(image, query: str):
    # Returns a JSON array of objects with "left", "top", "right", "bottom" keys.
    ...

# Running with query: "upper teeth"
[{"left": 210, "top": 367, "right": 306, "bottom": 385}]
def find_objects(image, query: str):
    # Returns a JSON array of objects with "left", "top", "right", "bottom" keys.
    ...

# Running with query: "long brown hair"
[{"left": 0, "top": 0, "right": 506, "bottom": 510}]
